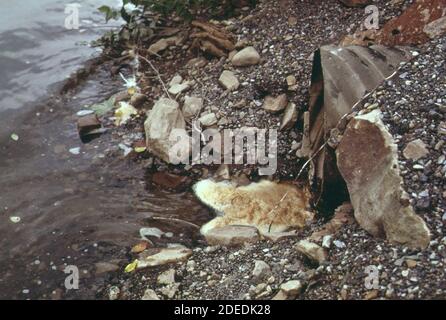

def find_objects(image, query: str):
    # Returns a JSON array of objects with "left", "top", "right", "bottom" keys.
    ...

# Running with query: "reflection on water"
[{"left": 0, "top": 0, "right": 121, "bottom": 111}]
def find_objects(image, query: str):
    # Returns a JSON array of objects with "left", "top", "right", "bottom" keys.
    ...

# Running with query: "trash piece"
[
  {"left": 10, "top": 133, "right": 19, "bottom": 141},
  {"left": 76, "top": 110, "right": 94, "bottom": 117},
  {"left": 133, "top": 140, "right": 147, "bottom": 153},
  {"left": 10, "top": 216, "right": 21, "bottom": 223},
  {"left": 119, "top": 73, "right": 139, "bottom": 95},
  {"left": 194, "top": 179, "right": 313, "bottom": 235},
  {"left": 131, "top": 242, "right": 149, "bottom": 254},
  {"left": 140, "top": 227, "right": 164, "bottom": 240},
  {"left": 89, "top": 96, "right": 115, "bottom": 116},
  {"left": 115, "top": 102, "right": 138, "bottom": 126},
  {"left": 124, "top": 259, "right": 139, "bottom": 273},
  {"left": 118, "top": 143, "right": 133, "bottom": 157},
  {"left": 134, "top": 146, "right": 147, "bottom": 153},
  {"left": 69, "top": 147, "right": 81, "bottom": 155},
  {"left": 77, "top": 114, "right": 102, "bottom": 143}
]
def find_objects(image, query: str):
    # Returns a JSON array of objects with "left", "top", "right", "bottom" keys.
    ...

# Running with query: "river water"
[{"left": 0, "top": 0, "right": 210, "bottom": 299}]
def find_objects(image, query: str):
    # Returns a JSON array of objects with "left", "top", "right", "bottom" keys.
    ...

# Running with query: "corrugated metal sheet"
[
  {"left": 310, "top": 45, "right": 412, "bottom": 132},
  {"left": 303, "top": 45, "right": 412, "bottom": 206}
]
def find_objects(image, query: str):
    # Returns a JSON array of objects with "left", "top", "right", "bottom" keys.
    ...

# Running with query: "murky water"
[{"left": 0, "top": 1, "right": 210, "bottom": 299}]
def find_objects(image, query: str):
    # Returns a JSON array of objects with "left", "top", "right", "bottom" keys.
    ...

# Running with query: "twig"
[
  {"left": 296, "top": 142, "right": 327, "bottom": 180},
  {"left": 138, "top": 54, "right": 172, "bottom": 99},
  {"left": 267, "top": 191, "right": 289, "bottom": 233},
  {"left": 148, "top": 216, "right": 201, "bottom": 230}
]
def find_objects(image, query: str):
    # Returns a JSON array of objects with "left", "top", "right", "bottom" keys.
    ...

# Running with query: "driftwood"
[{"left": 190, "top": 20, "right": 235, "bottom": 57}]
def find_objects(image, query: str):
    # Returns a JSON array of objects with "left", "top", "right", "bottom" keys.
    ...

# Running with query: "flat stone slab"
[{"left": 203, "top": 225, "right": 260, "bottom": 246}]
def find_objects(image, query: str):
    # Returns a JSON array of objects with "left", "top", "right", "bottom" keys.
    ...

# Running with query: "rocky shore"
[{"left": 73, "top": 0, "right": 446, "bottom": 300}]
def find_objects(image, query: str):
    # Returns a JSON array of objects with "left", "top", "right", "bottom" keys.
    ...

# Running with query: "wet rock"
[
  {"left": 157, "top": 269, "right": 176, "bottom": 285},
  {"left": 130, "top": 93, "right": 148, "bottom": 109},
  {"left": 252, "top": 260, "right": 271, "bottom": 281},
  {"left": 262, "top": 94, "right": 288, "bottom": 113},
  {"left": 183, "top": 96, "right": 203, "bottom": 119},
  {"left": 336, "top": 110, "right": 431, "bottom": 249},
  {"left": 144, "top": 98, "right": 187, "bottom": 163},
  {"left": 77, "top": 114, "right": 102, "bottom": 142},
  {"left": 280, "top": 103, "right": 298, "bottom": 130},
  {"left": 137, "top": 247, "right": 192, "bottom": 269},
  {"left": 231, "top": 46, "right": 260, "bottom": 67},
  {"left": 218, "top": 70, "right": 240, "bottom": 91},
  {"left": 424, "top": 16, "right": 446, "bottom": 39},
  {"left": 141, "top": 289, "right": 160, "bottom": 300},
  {"left": 295, "top": 240, "right": 327, "bottom": 264},
  {"left": 273, "top": 280, "right": 303, "bottom": 300},
  {"left": 403, "top": 139, "right": 429, "bottom": 161},
  {"left": 203, "top": 225, "right": 260, "bottom": 246},
  {"left": 95, "top": 262, "right": 119, "bottom": 275},
  {"left": 199, "top": 113, "right": 218, "bottom": 127}
]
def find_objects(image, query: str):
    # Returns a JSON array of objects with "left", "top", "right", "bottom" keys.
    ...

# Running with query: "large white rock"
[
  {"left": 137, "top": 247, "right": 192, "bottom": 269},
  {"left": 144, "top": 98, "right": 187, "bottom": 163},
  {"left": 336, "top": 110, "right": 430, "bottom": 249},
  {"left": 203, "top": 225, "right": 260, "bottom": 246},
  {"left": 231, "top": 46, "right": 261, "bottom": 67}
]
